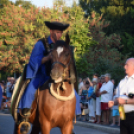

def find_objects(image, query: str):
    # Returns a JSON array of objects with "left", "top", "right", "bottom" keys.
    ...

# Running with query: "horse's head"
[{"left": 50, "top": 33, "right": 71, "bottom": 83}]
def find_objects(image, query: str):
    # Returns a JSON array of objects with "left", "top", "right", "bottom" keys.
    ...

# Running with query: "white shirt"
[
  {"left": 100, "top": 81, "right": 114, "bottom": 102},
  {"left": 78, "top": 82, "right": 83, "bottom": 91},
  {"left": 116, "top": 74, "right": 134, "bottom": 113},
  {"left": 6, "top": 82, "right": 11, "bottom": 92}
]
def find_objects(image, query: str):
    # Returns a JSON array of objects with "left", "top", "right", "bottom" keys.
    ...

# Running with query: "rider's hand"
[
  {"left": 47, "top": 53, "right": 52, "bottom": 61},
  {"left": 41, "top": 53, "right": 52, "bottom": 64},
  {"left": 108, "top": 101, "right": 114, "bottom": 108}
]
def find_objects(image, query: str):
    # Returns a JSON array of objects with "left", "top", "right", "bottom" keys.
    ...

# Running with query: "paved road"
[{"left": 0, "top": 111, "right": 112, "bottom": 134}]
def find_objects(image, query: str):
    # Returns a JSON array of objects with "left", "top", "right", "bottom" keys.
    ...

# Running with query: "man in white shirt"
[
  {"left": 99, "top": 73, "right": 114, "bottom": 124},
  {"left": 109, "top": 58, "right": 134, "bottom": 134}
]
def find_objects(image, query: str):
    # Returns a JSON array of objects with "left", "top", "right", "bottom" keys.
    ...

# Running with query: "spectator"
[
  {"left": 87, "top": 77, "right": 93, "bottom": 87},
  {"left": 110, "top": 89, "right": 120, "bottom": 127},
  {"left": 95, "top": 77, "right": 102, "bottom": 124},
  {"left": 87, "top": 84, "right": 94, "bottom": 122},
  {"left": 5, "top": 76, "right": 12, "bottom": 101},
  {"left": 0, "top": 81, "right": 5, "bottom": 96},
  {"left": 8, "top": 77, "right": 15, "bottom": 94},
  {"left": 99, "top": 73, "right": 114, "bottom": 124},
  {"left": 75, "top": 89, "right": 81, "bottom": 116},
  {"left": 92, "top": 78, "right": 98, "bottom": 123},
  {"left": 108, "top": 58, "right": 134, "bottom": 134},
  {"left": 100, "top": 75, "right": 105, "bottom": 84},
  {"left": 78, "top": 78, "right": 87, "bottom": 95},
  {"left": 93, "top": 73, "right": 99, "bottom": 79},
  {"left": 0, "top": 81, "right": 6, "bottom": 110},
  {"left": 79, "top": 80, "right": 90, "bottom": 121},
  {"left": 0, "top": 84, "right": 2, "bottom": 110},
  {"left": 78, "top": 77, "right": 83, "bottom": 93},
  {"left": 88, "top": 78, "right": 98, "bottom": 122},
  {"left": 79, "top": 80, "right": 90, "bottom": 109},
  {"left": 1, "top": 99, "right": 11, "bottom": 110},
  {"left": 2, "top": 80, "right": 6, "bottom": 86}
]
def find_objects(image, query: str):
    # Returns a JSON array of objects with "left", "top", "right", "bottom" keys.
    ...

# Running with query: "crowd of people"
[
  {"left": 78, "top": 73, "right": 120, "bottom": 126},
  {"left": 0, "top": 76, "right": 16, "bottom": 110},
  {"left": 0, "top": 74, "right": 120, "bottom": 127}
]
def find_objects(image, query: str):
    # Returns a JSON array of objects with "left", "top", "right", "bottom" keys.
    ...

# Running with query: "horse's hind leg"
[
  {"left": 61, "top": 121, "right": 73, "bottom": 134},
  {"left": 30, "top": 125, "right": 40, "bottom": 134}
]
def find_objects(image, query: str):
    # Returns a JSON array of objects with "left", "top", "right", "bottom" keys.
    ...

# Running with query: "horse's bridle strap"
[{"left": 52, "top": 61, "right": 66, "bottom": 68}]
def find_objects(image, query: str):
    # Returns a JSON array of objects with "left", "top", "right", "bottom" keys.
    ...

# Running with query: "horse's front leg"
[
  {"left": 40, "top": 119, "right": 51, "bottom": 134},
  {"left": 61, "top": 121, "right": 73, "bottom": 134}
]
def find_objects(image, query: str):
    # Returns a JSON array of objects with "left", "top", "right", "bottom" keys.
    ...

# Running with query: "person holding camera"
[
  {"left": 109, "top": 58, "right": 134, "bottom": 134},
  {"left": 99, "top": 73, "right": 114, "bottom": 124}
]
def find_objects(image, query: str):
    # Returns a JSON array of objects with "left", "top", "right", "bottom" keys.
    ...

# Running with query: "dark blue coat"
[{"left": 19, "top": 36, "right": 53, "bottom": 109}]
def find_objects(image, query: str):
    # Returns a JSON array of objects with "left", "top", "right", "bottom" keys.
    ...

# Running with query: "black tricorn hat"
[{"left": 45, "top": 21, "right": 69, "bottom": 31}]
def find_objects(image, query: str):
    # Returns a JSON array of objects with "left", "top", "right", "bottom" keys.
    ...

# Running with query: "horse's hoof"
[{"left": 19, "top": 122, "right": 31, "bottom": 134}]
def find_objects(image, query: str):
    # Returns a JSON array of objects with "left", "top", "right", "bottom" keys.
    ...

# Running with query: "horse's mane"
[{"left": 53, "top": 40, "right": 69, "bottom": 50}]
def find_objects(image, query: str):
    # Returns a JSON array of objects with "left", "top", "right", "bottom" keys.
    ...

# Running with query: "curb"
[{"left": 75, "top": 121, "right": 120, "bottom": 134}]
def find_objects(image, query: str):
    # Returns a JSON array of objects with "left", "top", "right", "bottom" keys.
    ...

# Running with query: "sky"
[{"left": 10, "top": 0, "right": 79, "bottom": 8}]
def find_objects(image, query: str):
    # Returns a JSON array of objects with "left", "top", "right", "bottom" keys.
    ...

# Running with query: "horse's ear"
[{"left": 65, "top": 31, "right": 70, "bottom": 45}]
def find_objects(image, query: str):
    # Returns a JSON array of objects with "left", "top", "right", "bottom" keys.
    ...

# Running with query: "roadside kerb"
[{"left": 75, "top": 121, "right": 120, "bottom": 134}]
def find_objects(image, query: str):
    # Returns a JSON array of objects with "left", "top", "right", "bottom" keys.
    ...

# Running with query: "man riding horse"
[{"left": 12, "top": 21, "right": 77, "bottom": 133}]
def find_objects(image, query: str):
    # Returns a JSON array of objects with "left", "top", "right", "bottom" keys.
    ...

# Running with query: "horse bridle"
[
  {"left": 51, "top": 60, "right": 71, "bottom": 69},
  {"left": 50, "top": 50, "right": 72, "bottom": 79}
]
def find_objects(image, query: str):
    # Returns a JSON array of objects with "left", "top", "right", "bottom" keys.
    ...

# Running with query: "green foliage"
[
  {"left": 53, "top": 0, "right": 65, "bottom": 7},
  {"left": 15, "top": 0, "right": 36, "bottom": 9},
  {"left": 77, "top": 12, "right": 126, "bottom": 81},
  {"left": 121, "top": 33, "right": 134, "bottom": 56},
  {"left": 0, "top": 3, "right": 94, "bottom": 75},
  {"left": 0, "top": 1, "right": 128, "bottom": 83},
  {"left": 99, "top": 2, "right": 134, "bottom": 57},
  {"left": 94, "top": 57, "right": 125, "bottom": 84},
  {"left": 0, "top": 0, "right": 13, "bottom": 7},
  {"left": 79, "top": 0, "right": 134, "bottom": 59}
]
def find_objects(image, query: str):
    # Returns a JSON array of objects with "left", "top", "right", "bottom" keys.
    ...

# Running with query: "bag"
[
  {"left": 9, "top": 84, "right": 14, "bottom": 93},
  {"left": 91, "top": 93, "right": 96, "bottom": 100},
  {"left": 82, "top": 108, "right": 89, "bottom": 115}
]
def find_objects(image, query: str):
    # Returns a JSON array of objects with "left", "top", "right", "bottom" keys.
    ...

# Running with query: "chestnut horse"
[{"left": 15, "top": 35, "right": 76, "bottom": 134}]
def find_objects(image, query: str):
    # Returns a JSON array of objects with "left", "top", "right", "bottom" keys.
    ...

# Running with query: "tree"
[
  {"left": 77, "top": 11, "right": 126, "bottom": 82},
  {"left": 0, "top": 3, "right": 94, "bottom": 76},
  {"left": 15, "top": 0, "right": 36, "bottom": 9},
  {"left": 0, "top": 3, "right": 39, "bottom": 73},
  {"left": 53, "top": 0, "right": 66, "bottom": 7},
  {"left": 0, "top": 0, "right": 13, "bottom": 7},
  {"left": 79, "top": 0, "right": 134, "bottom": 58}
]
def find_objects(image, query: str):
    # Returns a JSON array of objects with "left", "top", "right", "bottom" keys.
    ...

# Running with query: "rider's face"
[{"left": 50, "top": 30, "right": 63, "bottom": 43}]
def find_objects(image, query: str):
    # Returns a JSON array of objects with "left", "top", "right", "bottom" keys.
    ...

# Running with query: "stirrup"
[{"left": 18, "top": 121, "right": 31, "bottom": 134}]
